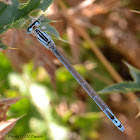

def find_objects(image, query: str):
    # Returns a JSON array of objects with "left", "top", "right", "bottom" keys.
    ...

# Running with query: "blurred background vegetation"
[{"left": 0, "top": 0, "right": 140, "bottom": 140}]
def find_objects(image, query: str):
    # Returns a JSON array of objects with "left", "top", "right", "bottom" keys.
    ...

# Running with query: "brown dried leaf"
[
  {"left": 0, "top": 97, "right": 22, "bottom": 121},
  {"left": 0, "top": 105, "right": 9, "bottom": 122},
  {"left": 0, "top": 97, "right": 22, "bottom": 106},
  {"left": 0, "top": 115, "right": 24, "bottom": 138},
  {"left": 65, "top": 0, "right": 85, "bottom": 7}
]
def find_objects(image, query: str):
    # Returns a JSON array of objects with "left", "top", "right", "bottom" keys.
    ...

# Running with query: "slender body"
[{"left": 26, "top": 20, "right": 124, "bottom": 132}]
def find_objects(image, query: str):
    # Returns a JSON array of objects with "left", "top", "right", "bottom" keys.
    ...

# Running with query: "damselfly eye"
[
  {"left": 34, "top": 20, "right": 41, "bottom": 26},
  {"left": 26, "top": 27, "right": 32, "bottom": 34}
]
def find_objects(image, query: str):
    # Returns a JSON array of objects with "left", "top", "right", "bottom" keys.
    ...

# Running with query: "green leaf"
[
  {"left": 0, "top": 39, "right": 8, "bottom": 50},
  {"left": 38, "top": 15, "right": 52, "bottom": 23},
  {"left": 0, "top": 25, "right": 11, "bottom": 35},
  {"left": 99, "top": 62, "right": 140, "bottom": 94},
  {"left": 124, "top": 62, "right": 140, "bottom": 84},
  {"left": 0, "top": 0, "right": 54, "bottom": 34},
  {"left": 39, "top": 22, "right": 60, "bottom": 38},
  {"left": 99, "top": 82, "right": 140, "bottom": 94}
]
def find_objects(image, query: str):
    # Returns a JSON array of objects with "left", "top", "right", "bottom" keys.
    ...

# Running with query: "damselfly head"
[{"left": 26, "top": 20, "right": 41, "bottom": 34}]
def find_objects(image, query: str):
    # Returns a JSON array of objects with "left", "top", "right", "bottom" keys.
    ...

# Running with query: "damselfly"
[{"left": 26, "top": 19, "right": 124, "bottom": 132}]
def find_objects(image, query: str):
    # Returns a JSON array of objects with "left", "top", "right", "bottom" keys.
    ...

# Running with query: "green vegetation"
[{"left": 0, "top": 0, "right": 140, "bottom": 140}]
